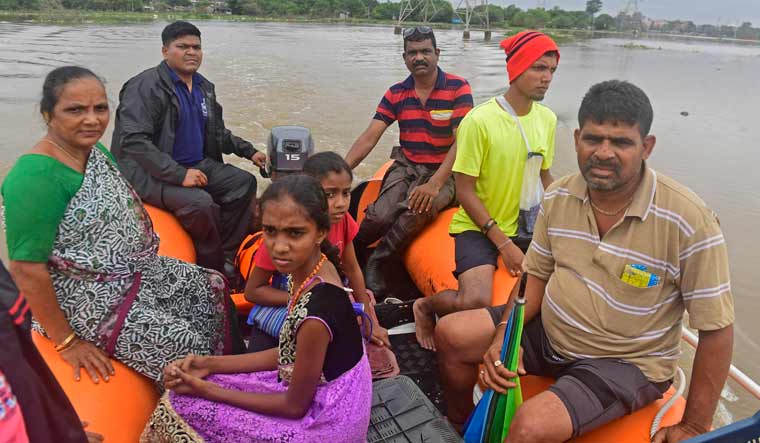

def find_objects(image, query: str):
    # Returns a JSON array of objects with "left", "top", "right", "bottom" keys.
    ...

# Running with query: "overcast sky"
[{"left": 487, "top": 0, "right": 760, "bottom": 27}]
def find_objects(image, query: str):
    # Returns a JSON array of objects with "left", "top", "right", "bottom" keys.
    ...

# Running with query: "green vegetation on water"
[{"left": 618, "top": 42, "right": 656, "bottom": 50}]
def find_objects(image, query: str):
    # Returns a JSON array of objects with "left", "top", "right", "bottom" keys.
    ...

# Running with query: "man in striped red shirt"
[{"left": 346, "top": 27, "right": 473, "bottom": 297}]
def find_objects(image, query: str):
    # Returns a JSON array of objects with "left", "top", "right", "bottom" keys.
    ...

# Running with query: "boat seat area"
[
  {"left": 473, "top": 375, "right": 686, "bottom": 443},
  {"left": 526, "top": 375, "right": 685, "bottom": 443}
]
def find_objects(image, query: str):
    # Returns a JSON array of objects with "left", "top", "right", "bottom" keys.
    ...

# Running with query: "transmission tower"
[
  {"left": 452, "top": 0, "right": 491, "bottom": 39},
  {"left": 620, "top": 0, "right": 640, "bottom": 16},
  {"left": 397, "top": 0, "right": 439, "bottom": 26},
  {"left": 395, "top": 0, "right": 492, "bottom": 40},
  {"left": 618, "top": 0, "right": 643, "bottom": 33}
]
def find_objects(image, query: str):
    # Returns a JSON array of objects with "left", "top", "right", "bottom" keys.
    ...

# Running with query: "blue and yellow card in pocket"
[{"left": 620, "top": 264, "right": 661, "bottom": 288}]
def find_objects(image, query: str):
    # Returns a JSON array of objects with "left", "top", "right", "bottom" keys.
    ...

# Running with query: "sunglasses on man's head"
[{"left": 403, "top": 26, "right": 433, "bottom": 39}]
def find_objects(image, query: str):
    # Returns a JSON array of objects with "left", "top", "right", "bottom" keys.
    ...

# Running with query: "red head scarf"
[{"left": 500, "top": 30, "right": 560, "bottom": 83}]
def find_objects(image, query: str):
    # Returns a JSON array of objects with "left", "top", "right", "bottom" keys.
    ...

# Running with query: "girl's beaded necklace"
[{"left": 287, "top": 253, "right": 327, "bottom": 313}]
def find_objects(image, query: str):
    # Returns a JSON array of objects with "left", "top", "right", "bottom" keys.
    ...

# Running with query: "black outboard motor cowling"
[{"left": 262, "top": 126, "right": 315, "bottom": 178}]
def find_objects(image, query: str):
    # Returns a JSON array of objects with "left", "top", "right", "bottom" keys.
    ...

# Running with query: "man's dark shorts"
[
  {"left": 486, "top": 305, "right": 671, "bottom": 437},
  {"left": 453, "top": 230, "right": 531, "bottom": 277}
]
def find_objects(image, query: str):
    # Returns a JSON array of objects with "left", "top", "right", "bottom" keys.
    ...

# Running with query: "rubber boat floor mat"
[
  {"left": 389, "top": 332, "right": 446, "bottom": 414},
  {"left": 375, "top": 300, "right": 416, "bottom": 329},
  {"left": 369, "top": 375, "right": 462, "bottom": 442}
]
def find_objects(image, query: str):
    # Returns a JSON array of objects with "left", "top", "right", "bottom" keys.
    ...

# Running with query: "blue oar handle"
[{"left": 500, "top": 273, "right": 529, "bottom": 360}]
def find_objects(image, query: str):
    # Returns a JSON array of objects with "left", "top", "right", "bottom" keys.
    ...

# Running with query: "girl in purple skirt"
[{"left": 141, "top": 175, "right": 372, "bottom": 443}]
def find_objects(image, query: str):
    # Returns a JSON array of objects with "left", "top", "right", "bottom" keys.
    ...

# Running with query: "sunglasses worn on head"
[{"left": 403, "top": 26, "right": 433, "bottom": 39}]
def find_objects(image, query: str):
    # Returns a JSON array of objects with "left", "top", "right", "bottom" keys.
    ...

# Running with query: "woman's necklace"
[
  {"left": 288, "top": 253, "right": 327, "bottom": 313},
  {"left": 42, "top": 138, "right": 87, "bottom": 168},
  {"left": 589, "top": 194, "right": 634, "bottom": 217}
]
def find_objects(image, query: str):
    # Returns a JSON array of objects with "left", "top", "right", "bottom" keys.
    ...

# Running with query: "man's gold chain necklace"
[{"left": 589, "top": 194, "right": 634, "bottom": 216}]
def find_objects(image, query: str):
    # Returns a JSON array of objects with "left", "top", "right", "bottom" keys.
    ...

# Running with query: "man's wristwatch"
[{"left": 481, "top": 218, "right": 496, "bottom": 234}]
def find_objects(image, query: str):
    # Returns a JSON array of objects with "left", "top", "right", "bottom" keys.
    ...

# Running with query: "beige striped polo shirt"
[{"left": 525, "top": 167, "right": 734, "bottom": 382}]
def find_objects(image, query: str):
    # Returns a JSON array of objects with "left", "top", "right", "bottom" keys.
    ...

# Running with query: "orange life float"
[
  {"left": 356, "top": 163, "right": 686, "bottom": 441},
  {"left": 144, "top": 203, "right": 196, "bottom": 264},
  {"left": 32, "top": 332, "right": 159, "bottom": 443},
  {"left": 32, "top": 204, "right": 195, "bottom": 443},
  {"left": 231, "top": 233, "right": 263, "bottom": 315}
]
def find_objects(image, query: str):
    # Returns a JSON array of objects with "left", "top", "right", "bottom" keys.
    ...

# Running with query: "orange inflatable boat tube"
[{"left": 32, "top": 332, "right": 159, "bottom": 443}]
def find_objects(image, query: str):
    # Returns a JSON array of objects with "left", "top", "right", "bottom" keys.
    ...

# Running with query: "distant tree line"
[
  {"left": 1, "top": 0, "right": 758, "bottom": 41},
  {"left": 0, "top": 0, "right": 144, "bottom": 12},
  {"left": 649, "top": 19, "right": 759, "bottom": 40}
]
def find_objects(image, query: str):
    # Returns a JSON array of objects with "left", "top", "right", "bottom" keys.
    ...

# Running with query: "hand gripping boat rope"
[{"left": 650, "top": 366, "right": 687, "bottom": 439}]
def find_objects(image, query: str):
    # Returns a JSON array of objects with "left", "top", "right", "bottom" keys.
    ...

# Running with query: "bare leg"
[
  {"left": 413, "top": 265, "right": 494, "bottom": 350},
  {"left": 505, "top": 390, "right": 573, "bottom": 443},
  {"left": 434, "top": 308, "right": 496, "bottom": 427}
]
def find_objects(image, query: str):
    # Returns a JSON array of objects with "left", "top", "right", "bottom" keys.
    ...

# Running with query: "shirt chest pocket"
[
  {"left": 430, "top": 109, "right": 453, "bottom": 121},
  {"left": 592, "top": 248, "right": 667, "bottom": 305}
]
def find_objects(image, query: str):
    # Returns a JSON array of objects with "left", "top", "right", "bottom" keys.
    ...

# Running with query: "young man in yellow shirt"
[{"left": 414, "top": 31, "right": 559, "bottom": 350}]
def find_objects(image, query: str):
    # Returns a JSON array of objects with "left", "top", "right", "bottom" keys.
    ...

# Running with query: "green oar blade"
[{"left": 500, "top": 302, "right": 526, "bottom": 440}]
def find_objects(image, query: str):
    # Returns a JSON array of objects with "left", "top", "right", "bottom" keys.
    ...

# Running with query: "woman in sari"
[{"left": 1, "top": 66, "right": 232, "bottom": 384}]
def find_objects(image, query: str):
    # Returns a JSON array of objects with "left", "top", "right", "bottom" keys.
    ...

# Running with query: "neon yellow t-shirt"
[{"left": 449, "top": 96, "right": 557, "bottom": 237}]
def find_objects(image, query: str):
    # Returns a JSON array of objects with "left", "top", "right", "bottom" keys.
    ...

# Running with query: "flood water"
[{"left": 1, "top": 21, "right": 758, "bottom": 424}]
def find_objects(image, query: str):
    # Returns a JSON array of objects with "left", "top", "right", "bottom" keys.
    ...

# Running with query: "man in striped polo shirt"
[
  {"left": 345, "top": 27, "right": 473, "bottom": 298},
  {"left": 435, "top": 81, "right": 734, "bottom": 442}
]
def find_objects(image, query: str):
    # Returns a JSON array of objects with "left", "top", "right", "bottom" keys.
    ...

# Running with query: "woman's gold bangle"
[{"left": 55, "top": 331, "right": 77, "bottom": 352}]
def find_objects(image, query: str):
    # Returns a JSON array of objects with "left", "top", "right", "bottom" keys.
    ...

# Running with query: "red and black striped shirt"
[{"left": 373, "top": 68, "right": 473, "bottom": 165}]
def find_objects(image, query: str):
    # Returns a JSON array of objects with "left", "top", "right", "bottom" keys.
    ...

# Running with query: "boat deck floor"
[{"left": 388, "top": 330, "right": 445, "bottom": 413}]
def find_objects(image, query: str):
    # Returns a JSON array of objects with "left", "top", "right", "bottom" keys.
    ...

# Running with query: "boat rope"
[{"left": 650, "top": 366, "right": 687, "bottom": 439}]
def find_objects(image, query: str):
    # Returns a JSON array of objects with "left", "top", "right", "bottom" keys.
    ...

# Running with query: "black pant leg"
[
  {"left": 160, "top": 184, "right": 225, "bottom": 272},
  {"left": 354, "top": 160, "right": 412, "bottom": 248},
  {"left": 196, "top": 159, "right": 257, "bottom": 260}
]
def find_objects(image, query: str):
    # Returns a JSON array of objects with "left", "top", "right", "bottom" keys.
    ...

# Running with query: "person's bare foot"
[{"left": 413, "top": 298, "right": 436, "bottom": 351}]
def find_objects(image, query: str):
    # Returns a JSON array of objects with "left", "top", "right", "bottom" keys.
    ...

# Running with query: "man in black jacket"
[{"left": 111, "top": 21, "right": 265, "bottom": 274}]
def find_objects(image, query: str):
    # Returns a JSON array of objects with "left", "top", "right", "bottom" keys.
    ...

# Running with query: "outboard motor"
[{"left": 261, "top": 125, "right": 315, "bottom": 178}]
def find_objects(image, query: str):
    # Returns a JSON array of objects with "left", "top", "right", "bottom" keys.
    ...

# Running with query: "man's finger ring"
[
  {"left": 480, "top": 370, "right": 485, "bottom": 376},
  {"left": 494, "top": 360, "right": 503, "bottom": 368}
]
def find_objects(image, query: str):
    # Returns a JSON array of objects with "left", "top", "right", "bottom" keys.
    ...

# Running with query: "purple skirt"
[{"left": 141, "top": 356, "right": 372, "bottom": 443}]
